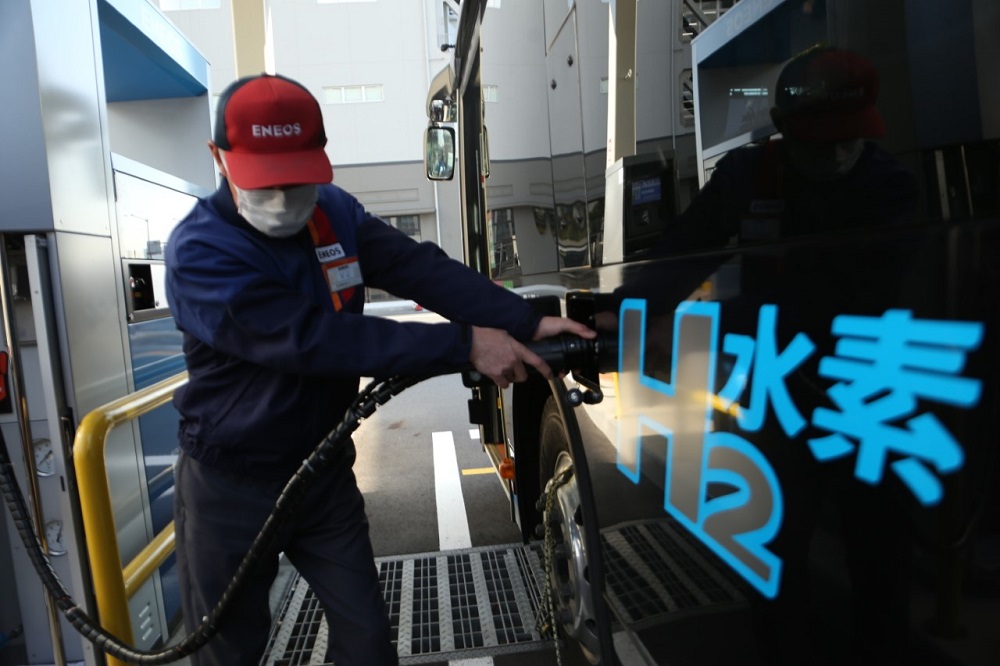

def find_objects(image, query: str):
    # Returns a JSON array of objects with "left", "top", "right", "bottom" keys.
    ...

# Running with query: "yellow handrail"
[
  {"left": 123, "top": 521, "right": 176, "bottom": 599},
  {"left": 73, "top": 371, "right": 187, "bottom": 664}
]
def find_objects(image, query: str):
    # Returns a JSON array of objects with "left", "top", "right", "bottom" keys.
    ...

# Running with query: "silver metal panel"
[
  {"left": 50, "top": 232, "right": 131, "bottom": 415},
  {"left": 54, "top": 231, "right": 150, "bottom": 660},
  {"left": 0, "top": 0, "right": 211, "bottom": 661},
  {"left": 111, "top": 153, "right": 213, "bottom": 202},
  {"left": 127, "top": 577, "right": 164, "bottom": 651},
  {"left": 14, "top": 230, "right": 162, "bottom": 660},
  {"left": 24, "top": 236, "right": 101, "bottom": 664},
  {"left": 54, "top": 229, "right": 170, "bottom": 650},
  {"left": 28, "top": 0, "right": 117, "bottom": 237},
  {"left": 106, "top": 98, "right": 216, "bottom": 192},
  {"left": 0, "top": 0, "right": 55, "bottom": 233},
  {"left": 5, "top": 232, "right": 168, "bottom": 661}
]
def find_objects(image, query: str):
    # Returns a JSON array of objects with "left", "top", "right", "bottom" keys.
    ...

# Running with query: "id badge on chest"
[
  {"left": 308, "top": 207, "right": 363, "bottom": 311},
  {"left": 325, "top": 256, "right": 363, "bottom": 291}
]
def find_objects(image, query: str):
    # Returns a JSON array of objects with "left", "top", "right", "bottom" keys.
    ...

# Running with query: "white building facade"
[{"left": 156, "top": 0, "right": 467, "bottom": 271}]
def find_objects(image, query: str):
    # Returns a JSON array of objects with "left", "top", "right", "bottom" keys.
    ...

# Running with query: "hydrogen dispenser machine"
[{"left": 0, "top": 1, "right": 213, "bottom": 663}]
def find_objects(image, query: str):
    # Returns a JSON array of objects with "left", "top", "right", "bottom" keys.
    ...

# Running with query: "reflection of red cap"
[
  {"left": 214, "top": 74, "right": 333, "bottom": 189},
  {"left": 774, "top": 47, "right": 885, "bottom": 143}
]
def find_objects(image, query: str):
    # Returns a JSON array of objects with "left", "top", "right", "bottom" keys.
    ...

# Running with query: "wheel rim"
[{"left": 545, "top": 450, "right": 601, "bottom": 662}]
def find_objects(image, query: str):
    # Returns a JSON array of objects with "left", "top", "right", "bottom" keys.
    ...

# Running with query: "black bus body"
[{"left": 425, "top": 1, "right": 1000, "bottom": 663}]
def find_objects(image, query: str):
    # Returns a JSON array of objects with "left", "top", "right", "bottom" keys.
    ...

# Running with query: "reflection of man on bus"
[
  {"left": 603, "top": 45, "right": 921, "bottom": 366},
  {"left": 653, "top": 45, "right": 918, "bottom": 259},
  {"left": 601, "top": 46, "right": 921, "bottom": 665},
  {"left": 601, "top": 45, "right": 920, "bottom": 333},
  {"left": 164, "top": 73, "right": 593, "bottom": 666}
]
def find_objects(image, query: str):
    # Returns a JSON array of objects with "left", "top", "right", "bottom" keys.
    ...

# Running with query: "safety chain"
[{"left": 536, "top": 463, "right": 574, "bottom": 666}]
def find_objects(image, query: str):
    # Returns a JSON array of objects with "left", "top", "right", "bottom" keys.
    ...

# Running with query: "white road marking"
[
  {"left": 432, "top": 431, "right": 472, "bottom": 550},
  {"left": 469, "top": 428, "right": 480, "bottom": 440},
  {"left": 435, "top": 431, "right": 494, "bottom": 666}
]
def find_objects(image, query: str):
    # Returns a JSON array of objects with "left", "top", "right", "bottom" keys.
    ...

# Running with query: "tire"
[{"left": 538, "top": 396, "right": 602, "bottom": 665}]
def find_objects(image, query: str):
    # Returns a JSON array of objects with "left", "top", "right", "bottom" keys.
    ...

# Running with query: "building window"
[
  {"left": 681, "top": 0, "right": 737, "bottom": 43},
  {"left": 323, "top": 85, "right": 385, "bottom": 104},
  {"left": 483, "top": 85, "right": 499, "bottom": 103},
  {"left": 159, "top": 0, "right": 220, "bottom": 9},
  {"left": 389, "top": 215, "right": 421, "bottom": 241},
  {"left": 680, "top": 69, "right": 695, "bottom": 127}
]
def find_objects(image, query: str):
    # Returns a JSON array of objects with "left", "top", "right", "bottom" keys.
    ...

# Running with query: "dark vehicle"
[{"left": 425, "top": 1, "right": 1000, "bottom": 664}]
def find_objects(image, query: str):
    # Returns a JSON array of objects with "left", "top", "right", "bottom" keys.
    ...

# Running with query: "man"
[{"left": 165, "top": 73, "right": 594, "bottom": 666}]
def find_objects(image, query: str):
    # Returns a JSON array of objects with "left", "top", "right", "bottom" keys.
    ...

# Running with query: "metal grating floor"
[
  {"left": 600, "top": 519, "right": 749, "bottom": 625},
  {"left": 261, "top": 543, "right": 553, "bottom": 665},
  {"left": 261, "top": 519, "right": 750, "bottom": 664}
]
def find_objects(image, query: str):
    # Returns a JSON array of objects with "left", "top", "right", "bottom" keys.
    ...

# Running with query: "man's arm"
[
  {"left": 167, "top": 230, "right": 484, "bottom": 378},
  {"left": 469, "top": 316, "right": 596, "bottom": 388},
  {"left": 168, "top": 222, "right": 593, "bottom": 385},
  {"left": 354, "top": 211, "right": 597, "bottom": 385},
  {"left": 356, "top": 217, "right": 544, "bottom": 337}
]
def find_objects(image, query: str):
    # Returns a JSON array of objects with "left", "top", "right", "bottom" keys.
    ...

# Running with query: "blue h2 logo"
[{"left": 616, "top": 299, "right": 784, "bottom": 598}]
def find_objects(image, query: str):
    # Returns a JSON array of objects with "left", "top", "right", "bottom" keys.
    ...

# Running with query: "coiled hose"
[
  {"left": 0, "top": 372, "right": 432, "bottom": 664},
  {"left": 0, "top": 332, "right": 609, "bottom": 663}
]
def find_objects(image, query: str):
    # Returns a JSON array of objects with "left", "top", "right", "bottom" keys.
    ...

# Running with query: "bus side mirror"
[{"left": 424, "top": 125, "right": 456, "bottom": 181}]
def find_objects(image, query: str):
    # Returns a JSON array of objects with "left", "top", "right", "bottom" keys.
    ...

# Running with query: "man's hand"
[
  {"left": 532, "top": 315, "right": 598, "bottom": 342},
  {"left": 469, "top": 317, "right": 596, "bottom": 389},
  {"left": 469, "top": 327, "right": 539, "bottom": 388}
]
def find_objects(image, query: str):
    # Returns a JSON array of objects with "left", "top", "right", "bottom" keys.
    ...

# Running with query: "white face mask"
[{"left": 235, "top": 184, "right": 319, "bottom": 237}]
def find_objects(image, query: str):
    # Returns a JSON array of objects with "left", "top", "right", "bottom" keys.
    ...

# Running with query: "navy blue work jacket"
[{"left": 165, "top": 181, "right": 539, "bottom": 480}]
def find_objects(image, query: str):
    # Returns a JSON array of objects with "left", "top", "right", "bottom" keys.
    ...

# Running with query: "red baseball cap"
[
  {"left": 774, "top": 47, "right": 885, "bottom": 143},
  {"left": 213, "top": 73, "right": 333, "bottom": 189}
]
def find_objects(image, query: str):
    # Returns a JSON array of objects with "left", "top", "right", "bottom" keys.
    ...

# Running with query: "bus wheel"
[{"left": 539, "top": 397, "right": 601, "bottom": 664}]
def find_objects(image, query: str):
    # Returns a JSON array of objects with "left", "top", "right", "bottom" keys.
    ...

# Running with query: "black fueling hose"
[
  {"left": 0, "top": 332, "right": 612, "bottom": 664},
  {"left": 0, "top": 371, "right": 432, "bottom": 664}
]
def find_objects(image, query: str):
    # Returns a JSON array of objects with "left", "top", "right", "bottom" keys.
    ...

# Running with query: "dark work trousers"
[{"left": 173, "top": 442, "right": 398, "bottom": 665}]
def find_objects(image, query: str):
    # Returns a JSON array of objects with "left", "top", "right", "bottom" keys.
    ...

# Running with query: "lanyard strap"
[{"left": 306, "top": 206, "right": 357, "bottom": 311}]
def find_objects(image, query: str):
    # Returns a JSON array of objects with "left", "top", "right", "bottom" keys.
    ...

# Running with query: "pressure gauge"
[
  {"left": 44, "top": 520, "right": 66, "bottom": 556},
  {"left": 33, "top": 438, "right": 55, "bottom": 477}
]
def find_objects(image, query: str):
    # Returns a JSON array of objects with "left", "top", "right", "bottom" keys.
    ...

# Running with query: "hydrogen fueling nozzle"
[
  {"left": 526, "top": 289, "right": 619, "bottom": 403},
  {"left": 461, "top": 328, "right": 616, "bottom": 444},
  {"left": 458, "top": 331, "right": 616, "bottom": 377},
  {"left": 523, "top": 332, "right": 617, "bottom": 377},
  {"left": 530, "top": 331, "right": 617, "bottom": 405},
  {"left": 462, "top": 290, "right": 618, "bottom": 404},
  {"left": 462, "top": 330, "right": 617, "bottom": 406}
]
